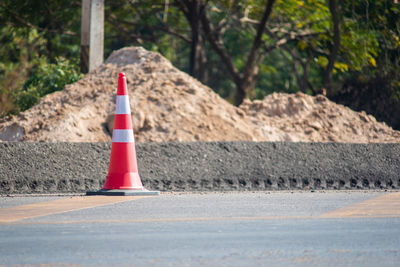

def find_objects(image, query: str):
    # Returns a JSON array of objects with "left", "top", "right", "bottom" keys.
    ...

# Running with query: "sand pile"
[{"left": 0, "top": 46, "right": 399, "bottom": 143}]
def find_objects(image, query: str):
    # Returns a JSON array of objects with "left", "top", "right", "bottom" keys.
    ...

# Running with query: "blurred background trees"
[{"left": 1, "top": 0, "right": 399, "bottom": 129}]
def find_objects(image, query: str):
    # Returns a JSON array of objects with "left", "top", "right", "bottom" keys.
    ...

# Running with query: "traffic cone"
[{"left": 87, "top": 73, "right": 159, "bottom": 196}]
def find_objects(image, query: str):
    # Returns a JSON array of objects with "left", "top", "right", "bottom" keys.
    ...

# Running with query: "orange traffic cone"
[{"left": 87, "top": 73, "right": 159, "bottom": 196}]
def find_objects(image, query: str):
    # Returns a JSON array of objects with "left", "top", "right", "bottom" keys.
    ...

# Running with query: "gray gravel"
[{"left": 0, "top": 142, "right": 399, "bottom": 194}]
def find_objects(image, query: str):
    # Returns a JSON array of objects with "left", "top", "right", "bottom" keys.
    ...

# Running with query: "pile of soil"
[
  {"left": 240, "top": 92, "right": 400, "bottom": 143},
  {"left": 0, "top": 46, "right": 399, "bottom": 143}
]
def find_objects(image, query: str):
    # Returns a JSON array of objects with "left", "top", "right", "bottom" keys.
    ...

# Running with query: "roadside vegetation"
[{"left": 0, "top": 0, "right": 399, "bottom": 129}]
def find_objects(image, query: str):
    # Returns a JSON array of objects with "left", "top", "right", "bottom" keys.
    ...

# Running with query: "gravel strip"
[{"left": 0, "top": 142, "right": 399, "bottom": 194}]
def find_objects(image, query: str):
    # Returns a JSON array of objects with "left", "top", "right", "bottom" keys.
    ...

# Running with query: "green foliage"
[
  {"left": 14, "top": 57, "right": 82, "bottom": 112},
  {"left": 1, "top": 0, "right": 399, "bottom": 129},
  {"left": 104, "top": 0, "right": 190, "bottom": 69},
  {"left": 0, "top": 1, "right": 81, "bottom": 116},
  {"left": 339, "top": 21, "right": 379, "bottom": 71},
  {"left": 332, "top": 0, "right": 400, "bottom": 129},
  {"left": 102, "top": 0, "right": 400, "bottom": 129},
  {"left": 255, "top": 49, "right": 298, "bottom": 98},
  {"left": 0, "top": 25, "right": 46, "bottom": 115}
]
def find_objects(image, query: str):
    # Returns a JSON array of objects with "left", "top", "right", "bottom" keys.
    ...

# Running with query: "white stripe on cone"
[
  {"left": 115, "top": 95, "right": 131, "bottom": 115},
  {"left": 112, "top": 129, "right": 135, "bottom": 143}
]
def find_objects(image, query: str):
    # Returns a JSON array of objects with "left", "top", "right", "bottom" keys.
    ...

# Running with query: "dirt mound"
[
  {"left": 240, "top": 92, "right": 400, "bottom": 142},
  {"left": 0, "top": 46, "right": 399, "bottom": 143}
]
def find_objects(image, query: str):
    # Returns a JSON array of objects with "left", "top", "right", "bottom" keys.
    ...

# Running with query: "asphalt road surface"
[{"left": 1, "top": 191, "right": 400, "bottom": 266}]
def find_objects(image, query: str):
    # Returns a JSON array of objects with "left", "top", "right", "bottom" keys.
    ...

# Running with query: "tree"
[
  {"left": 199, "top": 0, "right": 275, "bottom": 105},
  {"left": 176, "top": 0, "right": 208, "bottom": 81},
  {"left": 1, "top": 0, "right": 399, "bottom": 130},
  {"left": 103, "top": 0, "right": 343, "bottom": 104},
  {"left": 332, "top": 0, "right": 400, "bottom": 129},
  {"left": 0, "top": 0, "right": 81, "bottom": 115},
  {"left": 0, "top": 0, "right": 81, "bottom": 60}
]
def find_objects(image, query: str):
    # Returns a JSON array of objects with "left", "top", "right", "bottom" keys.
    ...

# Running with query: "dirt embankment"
[{"left": 0, "top": 46, "right": 400, "bottom": 143}]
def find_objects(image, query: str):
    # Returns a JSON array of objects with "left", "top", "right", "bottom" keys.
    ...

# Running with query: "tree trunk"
[
  {"left": 196, "top": 35, "right": 208, "bottom": 82},
  {"left": 301, "top": 61, "right": 310, "bottom": 93},
  {"left": 188, "top": 0, "right": 200, "bottom": 78},
  {"left": 235, "top": 83, "right": 246, "bottom": 106},
  {"left": 190, "top": 24, "right": 207, "bottom": 82},
  {"left": 235, "top": 0, "right": 275, "bottom": 105},
  {"left": 323, "top": 0, "right": 340, "bottom": 94},
  {"left": 234, "top": 58, "right": 263, "bottom": 105},
  {"left": 178, "top": 0, "right": 207, "bottom": 82}
]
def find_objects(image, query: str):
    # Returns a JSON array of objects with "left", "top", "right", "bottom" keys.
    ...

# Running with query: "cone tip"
[{"left": 119, "top": 72, "right": 126, "bottom": 78}]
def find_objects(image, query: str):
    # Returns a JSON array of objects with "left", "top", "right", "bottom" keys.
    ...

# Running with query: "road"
[{"left": 1, "top": 191, "right": 400, "bottom": 266}]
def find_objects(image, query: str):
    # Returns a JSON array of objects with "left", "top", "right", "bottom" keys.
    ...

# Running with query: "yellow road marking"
[
  {"left": 320, "top": 192, "right": 400, "bottom": 218},
  {"left": 1, "top": 192, "right": 399, "bottom": 225},
  {"left": 0, "top": 196, "right": 148, "bottom": 223},
  {"left": 2, "top": 216, "right": 311, "bottom": 225}
]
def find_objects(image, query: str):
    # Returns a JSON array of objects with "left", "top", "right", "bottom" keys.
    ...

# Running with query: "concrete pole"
[{"left": 80, "top": 0, "right": 104, "bottom": 73}]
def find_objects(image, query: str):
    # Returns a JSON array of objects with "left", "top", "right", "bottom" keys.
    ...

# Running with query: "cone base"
[
  {"left": 102, "top": 171, "right": 144, "bottom": 190},
  {"left": 86, "top": 189, "right": 160, "bottom": 196}
]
